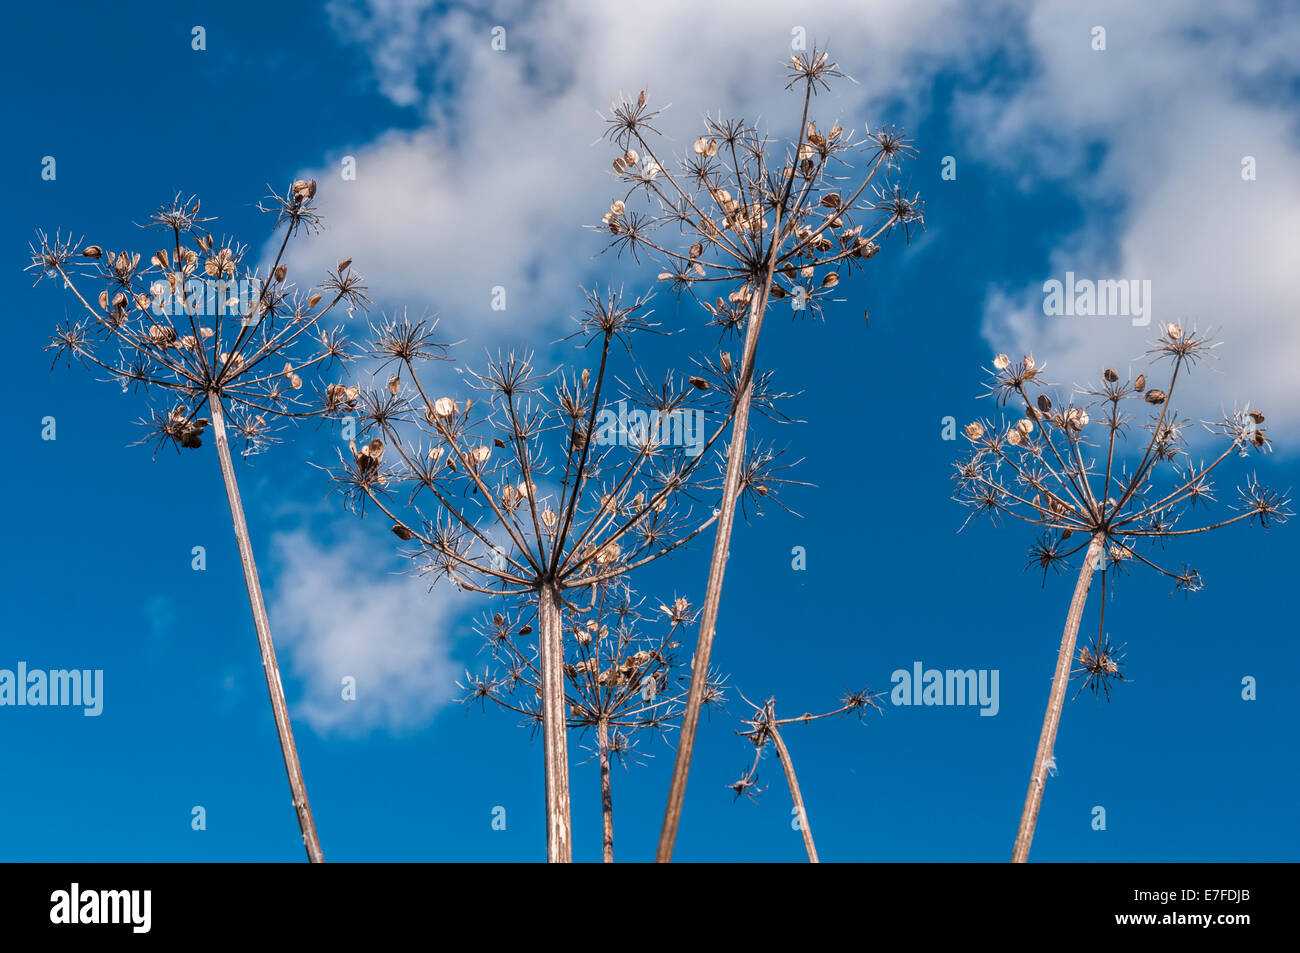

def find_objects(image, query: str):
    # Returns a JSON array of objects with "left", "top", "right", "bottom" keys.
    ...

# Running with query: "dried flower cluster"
[
  {"left": 729, "top": 688, "right": 882, "bottom": 862},
  {"left": 459, "top": 581, "right": 727, "bottom": 861},
  {"left": 29, "top": 182, "right": 369, "bottom": 863},
  {"left": 597, "top": 49, "right": 923, "bottom": 861},
  {"left": 952, "top": 324, "right": 1289, "bottom": 862},
  {"left": 326, "top": 287, "right": 796, "bottom": 860}
]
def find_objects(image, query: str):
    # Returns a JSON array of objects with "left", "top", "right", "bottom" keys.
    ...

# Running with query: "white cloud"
[
  {"left": 960, "top": 1, "right": 1300, "bottom": 435},
  {"left": 282, "top": 0, "right": 989, "bottom": 349},
  {"left": 267, "top": 525, "right": 468, "bottom": 734}
]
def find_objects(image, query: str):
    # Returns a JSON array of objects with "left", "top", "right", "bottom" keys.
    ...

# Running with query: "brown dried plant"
[
  {"left": 594, "top": 47, "right": 923, "bottom": 859},
  {"left": 323, "top": 287, "right": 795, "bottom": 861},
  {"left": 458, "top": 580, "right": 727, "bottom": 862},
  {"left": 730, "top": 688, "right": 882, "bottom": 862},
  {"left": 951, "top": 323, "right": 1290, "bottom": 862},
  {"left": 31, "top": 182, "right": 368, "bottom": 862}
]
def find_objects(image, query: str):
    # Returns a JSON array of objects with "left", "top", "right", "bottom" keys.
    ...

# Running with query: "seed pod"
[
  {"left": 637, "top": 89, "right": 646, "bottom": 107},
  {"left": 274, "top": 264, "right": 288, "bottom": 282},
  {"left": 1249, "top": 411, "right": 1265, "bottom": 424},
  {"left": 307, "top": 293, "right": 322, "bottom": 309},
  {"left": 392, "top": 524, "right": 414, "bottom": 541},
  {"left": 83, "top": 245, "right": 103, "bottom": 259},
  {"left": 434, "top": 397, "right": 456, "bottom": 417},
  {"left": 1165, "top": 322, "right": 1182, "bottom": 339},
  {"left": 1144, "top": 389, "right": 1167, "bottom": 405},
  {"left": 623, "top": 149, "right": 639, "bottom": 166},
  {"left": 388, "top": 374, "right": 399, "bottom": 396},
  {"left": 613, "top": 156, "right": 628, "bottom": 174},
  {"left": 1103, "top": 367, "right": 1118, "bottom": 382},
  {"left": 1037, "top": 394, "right": 1052, "bottom": 413},
  {"left": 1134, "top": 374, "right": 1146, "bottom": 392},
  {"left": 1252, "top": 429, "right": 1267, "bottom": 447},
  {"left": 580, "top": 368, "right": 590, "bottom": 389},
  {"left": 541, "top": 509, "right": 558, "bottom": 528},
  {"left": 822, "top": 272, "right": 839, "bottom": 287},
  {"left": 689, "top": 376, "right": 709, "bottom": 390},
  {"left": 720, "top": 352, "right": 732, "bottom": 374},
  {"left": 470, "top": 446, "right": 491, "bottom": 465},
  {"left": 993, "top": 354, "right": 1010, "bottom": 371},
  {"left": 964, "top": 422, "right": 985, "bottom": 441}
]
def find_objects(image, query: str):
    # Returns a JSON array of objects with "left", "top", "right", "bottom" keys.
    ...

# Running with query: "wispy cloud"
[
  {"left": 961, "top": 1, "right": 1300, "bottom": 433},
  {"left": 267, "top": 525, "right": 468, "bottom": 734}
]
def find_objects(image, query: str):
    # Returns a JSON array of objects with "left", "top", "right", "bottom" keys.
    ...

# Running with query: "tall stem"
[
  {"left": 1011, "top": 533, "right": 1104, "bottom": 863},
  {"left": 208, "top": 394, "right": 324, "bottom": 863},
  {"left": 768, "top": 713, "right": 818, "bottom": 863},
  {"left": 597, "top": 717, "right": 614, "bottom": 863},
  {"left": 656, "top": 284, "right": 772, "bottom": 862},
  {"left": 538, "top": 581, "right": 573, "bottom": 862}
]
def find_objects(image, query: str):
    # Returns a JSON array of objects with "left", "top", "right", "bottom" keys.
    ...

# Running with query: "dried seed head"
[
  {"left": 1165, "top": 322, "right": 1182, "bottom": 339},
  {"left": 964, "top": 421, "right": 985, "bottom": 441}
]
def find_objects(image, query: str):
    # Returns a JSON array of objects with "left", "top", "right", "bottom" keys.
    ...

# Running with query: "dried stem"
[
  {"left": 766, "top": 713, "right": 818, "bottom": 863},
  {"left": 210, "top": 395, "right": 324, "bottom": 863},
  {"left": 1011, "top": 533, "right": 1104, "bottom": 863},
  {"left": 597, "top": 717, "right": 615, "bottom": 863},
  {"left": 536, "top": 582, "right": 573, "bottom": 861}
]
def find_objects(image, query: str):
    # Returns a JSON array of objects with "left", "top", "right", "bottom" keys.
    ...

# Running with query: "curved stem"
[
  {"left": 538, "top": 581, "right": 573, "bottom": 862},
  {"left": 209, "top": 394, "right": 324, "bottom": 862},
  {"left": 767, "top": 712, "right": 818, "bottom": 863},
  {"left": 1011, "top": 533, "right": 1104, "bottom": 863}
]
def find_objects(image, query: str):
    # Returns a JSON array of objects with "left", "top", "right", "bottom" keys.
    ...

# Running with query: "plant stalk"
[
  {"left": 208, "top": 394, "right": 324, "bottom": 863},
  {"left": 597, "top": 717, "right": 614, "bottom": 863},
  {"left": 538, "top": 581, "right": 573, "bottom": 862},
  {"left": 767, "top": 713, "right": 818, "bottom": 863},
  {"left": 1011, "top": 533, "right": 1104, "bottom": 863},
  {"left": 656, "top": 279, "right": 773, "bottom": 862}
]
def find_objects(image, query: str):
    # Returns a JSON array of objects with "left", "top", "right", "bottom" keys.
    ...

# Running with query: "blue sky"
[{"left": 4, "top": 0, "right": 1298, "bottom": 862}]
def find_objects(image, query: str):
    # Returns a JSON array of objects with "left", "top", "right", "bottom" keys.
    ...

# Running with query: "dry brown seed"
[
  {"left": 1103, "top": 368, "right": 1118, "bottom": 382},
  {"left": 993, "top": 354, "right": 1010, "bottom": 371},
  {"left": 689, "top": 376, "right": 709, "bottom": 390},
  {"left": 1037, "top": 394, "right": 1052, "bottom": 413},
  {"left": 1017, "top": 418, "right": 1035, "bottom": 435},
  {"left": 1145, "top": 389, "right": 1167, "bottom": 405},
  {"left": 307, "top": 293, "right": 322, "bottom": 309},
  {"left": 623, "top": 149, "right": 638, "bottom": 166},
  {"left": 470, "top": 446, "right": 490, "bottom": 465},
  {"left": 822, "top": 272, "right": 839, "bottom": 287},
  {"left": 392, "top": 524, "right": 414, "bottom": 541},
  {"left": 83, "top": 245, "right": 103, "bottom": 259},
  {"left": 1249, "top": 411, "right": 1265, "bottom": 424},
  {"left": 387, "top": 374, "right": 399, "bottom": 396},
  {"left": 541, "top": 508, "right": 558, "bottom": 528},
  {"left": 720, "top": 351, "right": 732, "bottom": 374},
  {"left": 637, "top": 90, "right": 646, "bottom": 107},
  {"left": 290, "top": 374, "right": 302, "bottom": 390},
  {"left": 1134, "top": 374, "right": 1146, "bottom": 392},
  {"left": 612, "top": 156, "right": 628, "bottom": 174},
  {"left": 1252, "top": 429, "right": 1267, "bottom": 447},
  {"left": 964, "top": 422, "right": 985, "bottom": 441},
  {"left": 434, "top": 397, "right": 456, "bottom": 417},
  {"left": 1165, "top": 322, "right": 1182, "bottom": 339}
]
